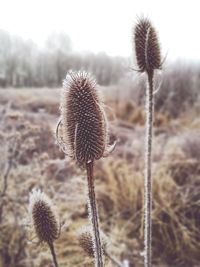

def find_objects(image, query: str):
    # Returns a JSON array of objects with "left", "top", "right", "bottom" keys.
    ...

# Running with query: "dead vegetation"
[{"left": 0, "top": 87, "right": 200, "bottom": 267}]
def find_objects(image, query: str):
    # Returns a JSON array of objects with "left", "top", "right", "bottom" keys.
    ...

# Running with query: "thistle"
[
  {"left": 133, "top": 17, "right": 162, "bottom": 267},
  {"left": 29, "top": 189, "right": 60, "bottom": 267},
  {"left": 58, "top": 71, "right": 116, "bottom": 267}
]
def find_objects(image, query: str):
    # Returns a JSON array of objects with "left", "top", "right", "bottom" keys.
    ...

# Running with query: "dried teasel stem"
[
  {"left": 133, "top": 17, "right": 162, "bottom": 267},
  {"left": 48, "top": 241, "right": 59, "bottom": 267},
  {"left": 144, "top": 70, "right": 154, "bottom": 267},
  {"left": 86, "top": 161, "right": 104, "bottom": 267}
]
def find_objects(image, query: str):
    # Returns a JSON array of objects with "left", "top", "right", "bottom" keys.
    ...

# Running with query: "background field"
[
  {"left": 1, "top": 0, "right": 200, "bottom": 265},
  {"left": 0, "top": 68, "right": 200, "bottom": 267}
]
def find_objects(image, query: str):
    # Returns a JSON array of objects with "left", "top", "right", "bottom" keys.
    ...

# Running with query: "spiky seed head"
[
  {"left": 60, "top": 71, "right": 108, "bottom": 166},
  {"left": 134, "top": 17, "right": 161, "bottom": 73},
  {"left": 77, "top": 225, "right": 109, "bottom": 257},
  {"left": 29, "top": 189, "right": 59, "bottom": 244}
]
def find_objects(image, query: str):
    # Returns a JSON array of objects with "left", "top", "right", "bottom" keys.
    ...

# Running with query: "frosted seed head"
[
  {"left": 60, "top": 71, "right": 107, "bottom": 166},
  {"left": 29, "top": 189, "right": 59, "bottom": 244},
  {"left": 77, "top": 225, "right": 109, "bottom": 257},
  {"left": 134, "top": 17, "right": 161, "bottom": 73}
]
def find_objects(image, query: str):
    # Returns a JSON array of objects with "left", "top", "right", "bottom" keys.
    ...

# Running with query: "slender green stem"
[
  {"left": 86, "top": 161, "right": 104, "bottom": 267},
  {"left": 48, "top": 242, "right": 59, "bottom": 267},
  {"left": 144, "top": 70, "right": 154, "bottom": 267}
]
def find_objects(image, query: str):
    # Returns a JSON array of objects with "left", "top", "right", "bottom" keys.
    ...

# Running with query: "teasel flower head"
[
  {"left": 28, "top": 189, "right": 60, "bottom": 244},
  {"left": 133, "top": 17, "right": 161, "bottom": 73},
  {"left": 77, "top": 225, "right": 109, "bottom": 258},
  {"left": 58, "top": 71, "right": 116, "bottom": 166}
]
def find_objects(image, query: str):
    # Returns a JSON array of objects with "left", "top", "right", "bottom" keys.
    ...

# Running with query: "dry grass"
[{"left": 0, "top": 88, "right": 200, "bottom": 267}]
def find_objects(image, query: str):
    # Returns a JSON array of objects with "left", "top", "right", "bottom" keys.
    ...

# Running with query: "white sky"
[{"left": 0, "top": 0, "right": 200, "bottom": 61}]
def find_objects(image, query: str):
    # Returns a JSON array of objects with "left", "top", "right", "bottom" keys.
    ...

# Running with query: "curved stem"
[
  {"left": 86, "top": 161, "right": 104, "bottom": 267},
  {"left": 48, "top": 242, "right": 59, "bottom": 267},
  {"left": 144, "top": 70, "right": 154, "bottom": 267}
]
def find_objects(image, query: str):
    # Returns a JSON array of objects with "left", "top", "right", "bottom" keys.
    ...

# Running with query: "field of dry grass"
[{"left": 0, "top": 87, "right": 200, "bottom": 267}]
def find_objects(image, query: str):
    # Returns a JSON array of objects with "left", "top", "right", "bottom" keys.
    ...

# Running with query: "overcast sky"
[{"left": 1, "top": 0, "right": 200, "bottom": 61}]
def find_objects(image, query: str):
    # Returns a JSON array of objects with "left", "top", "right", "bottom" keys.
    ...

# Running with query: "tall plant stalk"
[
  {"left": 133, "top": 17, "right": 162, "bottom": 267},
  {"left": 144, "top": 70, "right": 154, "bottom": 267},
  {"left": 86, "top": 161, "right": 104, "bottom": 267}
]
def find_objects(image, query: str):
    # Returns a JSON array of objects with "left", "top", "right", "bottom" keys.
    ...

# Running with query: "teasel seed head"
[
  {"left": 29, "top": 189, "right": 59, "bottom": 244},
  {"left": 59, "top": 71, "right": 115, "bottom": 166},
  {"left": 134, "top": 17, "right": 161, "bottom": 73},
  {"left": 77, "top": 225, "right": 109, "bottom": 257}
]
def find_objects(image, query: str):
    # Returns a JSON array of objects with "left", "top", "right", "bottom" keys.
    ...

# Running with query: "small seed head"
[
  {"left": 77, "top": 225, "right": 109, "bottom": 257},
  {"left": 134, "top": 17, "right": 161, "bottom": 73},
  {"left": 29, "top": 189, "right": 59, "bottom": 244},
  {"left": 60, "top": 71, "right": 108, "bottom": 166}
]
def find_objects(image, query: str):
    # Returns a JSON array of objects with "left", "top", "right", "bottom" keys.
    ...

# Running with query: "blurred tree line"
[{"left": 0, "top": 30, "right": 128, "bottom": 88}]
